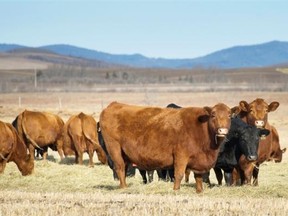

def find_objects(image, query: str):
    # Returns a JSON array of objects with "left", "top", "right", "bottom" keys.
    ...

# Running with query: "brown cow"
[
  {"left": 99, "top": 102, "right": 231, "bottom": 193},
  {"left": 268, "top": 126, "right": 286, "bottom": 162},
  {"left": 12, "top": 110, "right": 64, "bottom": 161},
  {"left": 0, "top": 120, "right": 34, "bottom": 175},
  {"left": 235, "top": 98, "right": 285, "bottom": 185},
  {"left": 63, "top": 112, "right": 107, "bottom": 167}
]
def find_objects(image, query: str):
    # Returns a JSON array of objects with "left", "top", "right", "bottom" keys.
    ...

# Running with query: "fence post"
[{"left": 18, "top": 96, "right": 21, "bottom": 108}]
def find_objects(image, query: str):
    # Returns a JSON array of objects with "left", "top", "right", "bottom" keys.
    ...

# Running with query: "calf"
[{"left": 213, "top": 117, "right": 270, "bottom": 185}]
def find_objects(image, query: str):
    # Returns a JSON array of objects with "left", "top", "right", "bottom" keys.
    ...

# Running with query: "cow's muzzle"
[
  {"left": 255, "top": 120, "right": 265, "bottom": 128},
  {"left": 247, "top": 155, "right": 258, "bottom": 161},
  {"left": 216, "top": 128, "right": 229, "bottom": 137}
]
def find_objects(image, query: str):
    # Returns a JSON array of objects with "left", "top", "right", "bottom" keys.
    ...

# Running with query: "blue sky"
[{"left": 1, "top": 0, "right": 287, "bottom": 58}]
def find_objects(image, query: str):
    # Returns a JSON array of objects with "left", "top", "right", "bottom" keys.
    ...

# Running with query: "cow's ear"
[
  {"left": 231, "top": 106, "right": 240, "bottom": 116},
  {"left": 198, "top": 106, "right": 211, "bottom": 123},
  {"left": 258, "top": 129, "right": 270, "bottom": 137},
  {"left": 203, "top": 106, "right": 212, "bottom": 115},
  {"left": 282, "top": 148, "right": 287, "bottom": 154},
  {"left": 239, "top": 101, "right": 249, "bottom": 112},
  {"left": 268, "top": 102, "right": 279, "bottom": 112},
  {"left": 198, "top": 115, "right": 210, "bottom": 123}
]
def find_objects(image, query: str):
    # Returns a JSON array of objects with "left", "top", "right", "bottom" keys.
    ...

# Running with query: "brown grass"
[{"left": 0, "top": 91, "right": 288, "bottom": 215}]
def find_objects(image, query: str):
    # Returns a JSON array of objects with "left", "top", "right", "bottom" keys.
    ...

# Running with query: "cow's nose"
[
  {"left": 255, "top": 120, "right": 265, "bottom": 128},
  {"left": 247, "top": 155, "right": 258, "bottom": 161},
  {"left": 217, "top": 128, "right": 228, "bottom": 136}
]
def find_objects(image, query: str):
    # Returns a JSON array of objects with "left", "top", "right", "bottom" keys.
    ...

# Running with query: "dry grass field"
[{"left": 0, "top": 90, "right": 288, "bottom": 215}]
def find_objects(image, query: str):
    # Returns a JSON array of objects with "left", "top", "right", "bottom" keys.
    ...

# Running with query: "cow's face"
[
  {"left": 238, "top": 127, "right": 270, "bottom": 161},
  {"left": 201, "top": 103, "right": 231, "bottom": 141},
  {"left": 269, "top": 148, "right": 286, "bottom": 163},
  {"left": 19, "top": 154, "right": 34, "bottom": 176},
  {"left": 239, "top": 98, "right": 279, "bottom": 128}
]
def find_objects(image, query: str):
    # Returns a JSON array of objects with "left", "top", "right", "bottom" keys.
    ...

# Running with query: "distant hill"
[
  {"left": 0, "top": 46, "right": 121, "bottom": 70},
  {"left": 0, "top": 44, "right": 26, "bottom": 52},
  {"left": 1, "top": 41, "right": 288, "bottom": 69}
]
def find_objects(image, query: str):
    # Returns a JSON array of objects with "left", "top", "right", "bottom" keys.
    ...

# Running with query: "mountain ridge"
[{"left": 1, "top": 40, "right": 288, "bottom": 69}]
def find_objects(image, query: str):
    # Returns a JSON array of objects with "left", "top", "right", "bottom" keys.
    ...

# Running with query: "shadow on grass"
[
  {"left": 93, "top": 184, "right": 119, "bottom": 191},
  {"left": 35, "top": 155, "right": 57, "bottom": 163},
  {"left": 181, "top": 182, "right": 220, "bottom": 190},
  {"left": 93, "top": 182, "right": 135, "bottom": 191},
  {"left": 59, "top": 157, "right": 105, "bottom": 167}
]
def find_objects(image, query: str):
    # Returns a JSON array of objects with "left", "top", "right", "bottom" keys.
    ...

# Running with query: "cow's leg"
[
  {"left": 213, "top": 167, "right": 223, "bottom": 185},
  {"left": 173, "top": 158, "right": 188, "bottom": 190},
  {"left": 202, "top": 171, "right": 211, "bottom": 186},
  {"left": 194, "top": 173, "right": 203, "bottom": 193},
  {"left": 0, "top": 161, "right": 7, "bottom": 174},
  {"left": 232, "top": 168, "right": 240, "bottom": 186},
  {"left": 42, "top": 146, "right": 48, "bottom": 161},
  {"left": 156, "top": 169, "right": 165, "bottom": 181},
  {"left": 101, "top": 135, "right": 127, "bottom": 188},
  {"left": 78, "top": 152, "right": 84, "bottom": 165},
  {"left": 71, "top": 135, "right": 83, "bottom": 165},
  {"left": 28, "top": 144, "right": 35, "bottom": 161},
  {"left": 87, "top": 144, "right": 94, "bottom": 168},
  {"left": 184, "top": 168, "right": 191, "bottom": 183},
  {"left": 114, "top": 160, "right": 127, "bottom": 188},
  {"left": 224, "top": 172, "right": 233, "bottom": 186},
  {"left": 158, "top": 169, "right": 166, "bottom": 181},
  {"left": 252, "top": 164, "right": 259, "bottom": 186},
  {"left": 56, "top": 139, "right": 64, "bottom": 161},
  {"left": 113, "top": 169, "right": 119, "bottom": 180},
  {"left": 243, "top": 163, "right": 254, "bottom": 185},
  {"left": 147, "top": 170, "right": 154, "bottom": 183},
  {"left": 139, "top": 169, "right": 148, "bottom": 184},
  {"left": 168, "top": 168, "right": 175, "bottom": 182},
  {"left": 75, "top": 152, "right": 79, "bottom": 164}
]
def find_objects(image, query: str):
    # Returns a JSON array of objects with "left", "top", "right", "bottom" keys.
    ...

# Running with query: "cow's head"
[
  {"left": 199, "top": 103, "right": 231, "bottom": 144},
  {"left": 269, "top": 148, "right": 286, "bottom": 163},
  {"left": 239, "top": 98, "right": 279, "bottom": 128},
  {"left": 238, "top": 126, "right": 270, "bottom": 161},
  {"left": 19, "top": 154, "right": 34, "bottom": 176}
]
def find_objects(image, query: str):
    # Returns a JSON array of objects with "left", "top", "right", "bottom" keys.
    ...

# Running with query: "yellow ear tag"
[{"left": 260, "top": 135, "right": 267, "bottom": 140}]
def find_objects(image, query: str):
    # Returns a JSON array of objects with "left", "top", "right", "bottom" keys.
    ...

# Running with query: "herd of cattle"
[{"left": 0, "top": 98, "right": 286, "bottom": 193}]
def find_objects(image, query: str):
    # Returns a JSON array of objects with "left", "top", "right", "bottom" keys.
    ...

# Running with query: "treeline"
[{"left": 1, "top": 64, "right": 288, "bottom": 92}]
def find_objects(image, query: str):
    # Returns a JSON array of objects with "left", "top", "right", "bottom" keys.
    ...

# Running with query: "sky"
[{"left": 1, "top": 0, "right": 288, "bottom": 59}]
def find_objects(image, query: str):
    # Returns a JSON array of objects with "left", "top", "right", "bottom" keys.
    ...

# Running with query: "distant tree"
[
  {"left": 105, "top": 72, "right": 110, "bottom": 79},
  {"left": 122, "top": 72, "right": 129, "bottom": 80},
  {"left": 112, "top": 71, "right": 118, "bottom": 78}
]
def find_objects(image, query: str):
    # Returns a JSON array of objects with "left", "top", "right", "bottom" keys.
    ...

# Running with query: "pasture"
[{"left": 0, "top": 90, "right": 288, "bottom": 215}]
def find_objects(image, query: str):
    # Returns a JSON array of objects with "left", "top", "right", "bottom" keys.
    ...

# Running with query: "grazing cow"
[
  {"left": 0, "top": 120, "right": 34, "bottom": 175},
  {"left": 99, "top": 101, "right": 231, "bottom": 193},
  {"left": 12, "top": 110, "right": 64, "bottom": 161},
  {"left": 235, "top": 98, "right": 285, "bottom": 185},
  {"left": 63, "top": 112, "right": 107, "bottom": 167}
]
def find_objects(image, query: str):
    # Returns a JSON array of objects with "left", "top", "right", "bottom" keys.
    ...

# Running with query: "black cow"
[{"left": 213, "top": 117, "right": 270, "bottom": 185}]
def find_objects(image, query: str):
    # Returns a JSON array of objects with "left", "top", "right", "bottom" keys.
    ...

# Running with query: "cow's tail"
[
  {"left": 97, "top": 122, "right": 114, "bottom": 169},
  {"left": 21, "top": 113, "right": 43, "bottom": 151}
]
